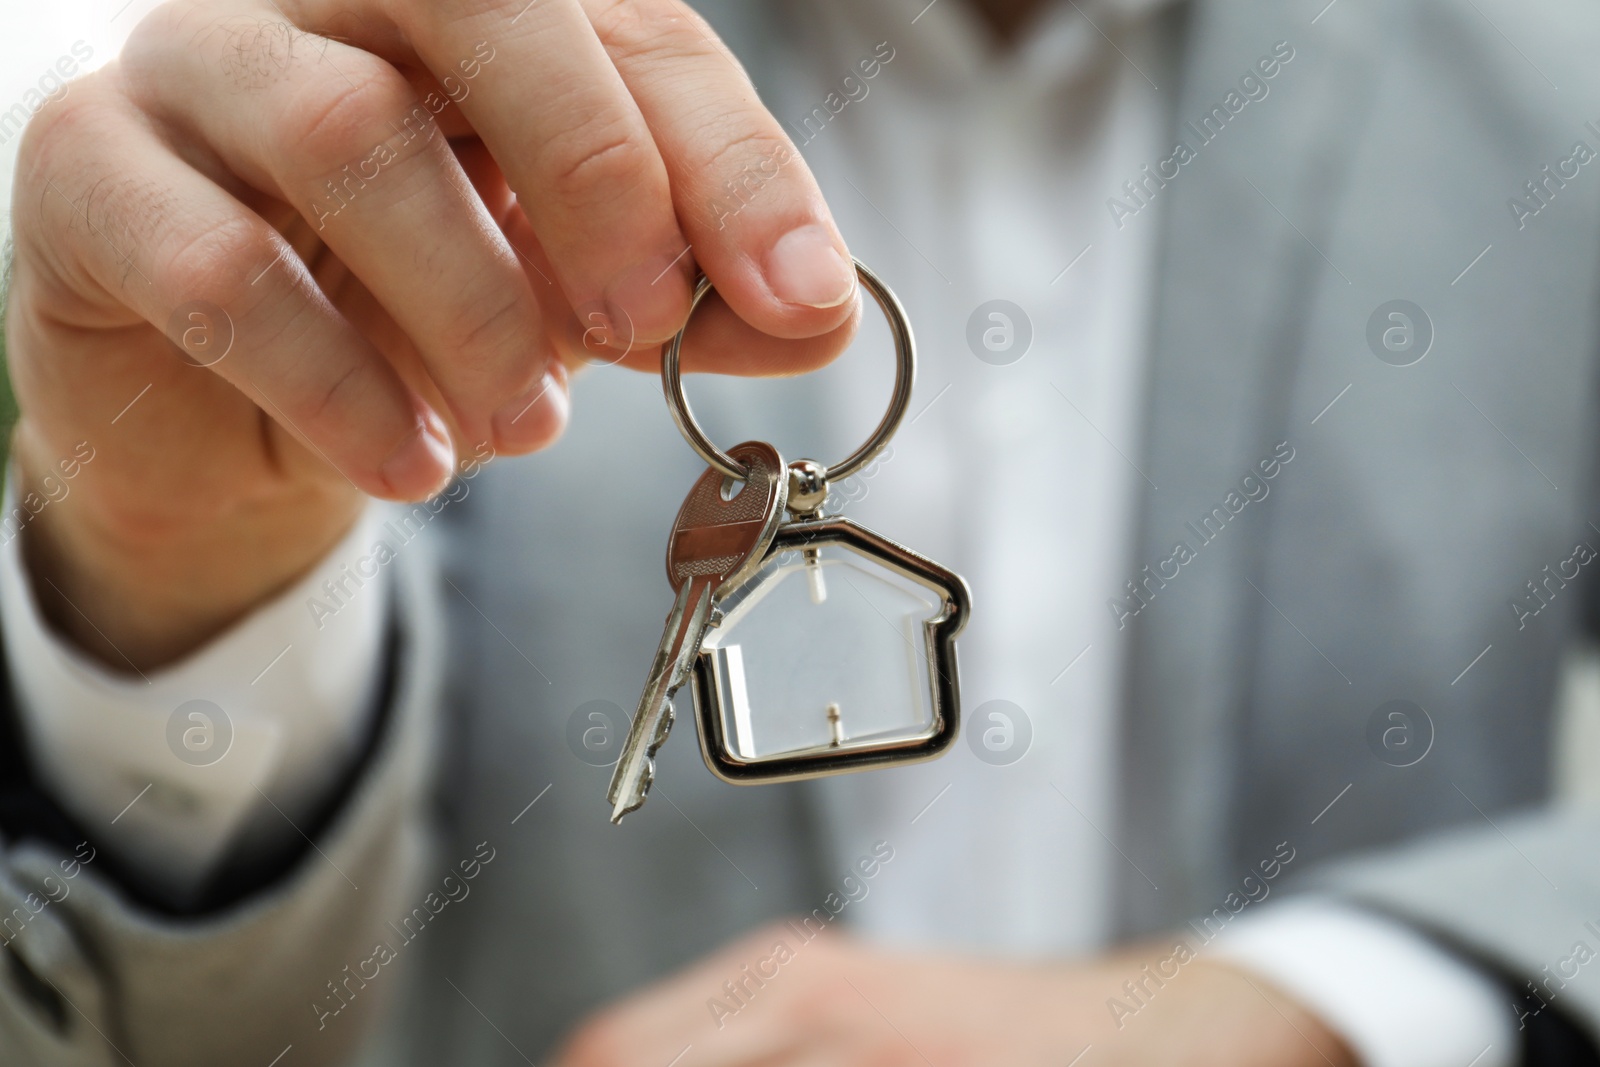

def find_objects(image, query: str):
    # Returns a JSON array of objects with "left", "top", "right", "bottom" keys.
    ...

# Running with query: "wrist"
[
  {"left": 12, "top": 429, "right": 362, "bottom": 670},
  {"left": 1095, "top": 940, "right": 1360, "bottom": 1067},
  {"left": 1190, "top": 958, "right": 1362, "bottom": 1067}
]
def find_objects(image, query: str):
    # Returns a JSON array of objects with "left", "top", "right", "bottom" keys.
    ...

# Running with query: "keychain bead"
[{"left": 787, "top": 459, "right": 829, "bottom": 517}]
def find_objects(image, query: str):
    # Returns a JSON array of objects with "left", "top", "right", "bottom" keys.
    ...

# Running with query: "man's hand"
[
  {"left": 556, "top": 924, "right": 1359, "bottom": 1067},
  {"left": 7, "top": 0, "right": 859, "bottom": 669}
]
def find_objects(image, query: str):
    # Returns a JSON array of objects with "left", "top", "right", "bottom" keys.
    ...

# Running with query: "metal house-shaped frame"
[{"left": 692, "top": 514, "right": 972, "bottom": 785}]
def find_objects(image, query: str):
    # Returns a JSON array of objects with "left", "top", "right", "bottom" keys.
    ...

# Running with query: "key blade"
[
  {"left": 608, "top": 581, "right": 712, "bottom": 823},
  {"left": 668, "top": 581, "right": 715, "bottom": 689},
  {"left": 608, "top": 581, "right": 691, "bottom": 821}
]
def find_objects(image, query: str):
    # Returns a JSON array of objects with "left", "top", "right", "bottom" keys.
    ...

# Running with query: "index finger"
[{"left": 385, "top": 0, "right": 857, "bottom": 340}]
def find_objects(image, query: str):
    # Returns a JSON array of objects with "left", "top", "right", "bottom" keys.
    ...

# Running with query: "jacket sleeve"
[
  {"left": 1307, "top": 806, "right": 1600, "bottom": 1051},
  {"left": 0, "top": 548, "right": 445, "bottom": 1067}
]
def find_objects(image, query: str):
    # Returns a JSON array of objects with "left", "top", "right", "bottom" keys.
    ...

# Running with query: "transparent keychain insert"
[{"left": 692, "top": 515, "right": 967, "bottom": 783}]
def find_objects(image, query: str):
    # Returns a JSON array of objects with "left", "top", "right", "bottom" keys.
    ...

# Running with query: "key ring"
[{"left": 662, "top": 258, "right": 915, "bottom": 484}]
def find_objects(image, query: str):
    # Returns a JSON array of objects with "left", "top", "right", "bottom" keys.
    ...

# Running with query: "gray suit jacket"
[{"left": 5, "top": 0, "right": 1600, "bottom": 1063}]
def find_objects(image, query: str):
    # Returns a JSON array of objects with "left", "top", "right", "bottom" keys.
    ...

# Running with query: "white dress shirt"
[
  {"left": 0, "top": 0, "right": 1515, "bottom": 1063},
  {"left": 0, "top": 496, "right": 390, "bottom": 904}
]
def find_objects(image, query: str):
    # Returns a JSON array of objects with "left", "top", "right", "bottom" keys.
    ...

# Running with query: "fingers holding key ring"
[{"left": 662, "top": 258, "right": 915, "bottom": 512}]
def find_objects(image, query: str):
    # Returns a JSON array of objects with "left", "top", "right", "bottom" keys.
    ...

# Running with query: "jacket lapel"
[{"left": 1114, "top": 0, "right": 1385, "bottom": 934}]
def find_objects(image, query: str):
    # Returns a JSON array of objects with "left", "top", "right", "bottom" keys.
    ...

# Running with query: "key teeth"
[
  {"left": 608, "top": 760, "right": 655, "bottom": 824},
  {"left": 611, "top": 561, "right": 716, "bottom": 825},
  {"left": 649, "top": 708, "right": 676, "bottom": 751}
]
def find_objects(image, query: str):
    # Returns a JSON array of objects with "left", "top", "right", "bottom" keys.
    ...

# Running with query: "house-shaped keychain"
[{"left": 692, "top": 514, "right": 970, "bottom": 784}]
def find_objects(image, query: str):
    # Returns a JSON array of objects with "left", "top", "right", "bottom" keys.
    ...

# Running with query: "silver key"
[{"left": 607, "top": 440, "right": 787, "bottom": 823}]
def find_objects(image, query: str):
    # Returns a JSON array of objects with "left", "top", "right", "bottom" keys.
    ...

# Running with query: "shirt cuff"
[
  {"left": 1207, "top": 896, "right": 1515, "bottom": 1067},
  {"left": 0, "top": 495, "right": 391, "bottom": 904}
]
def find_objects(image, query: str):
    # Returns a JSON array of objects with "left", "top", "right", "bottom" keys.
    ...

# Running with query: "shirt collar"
[{"left": 803, "top": 0, "right": 1179, "bottom": 96}]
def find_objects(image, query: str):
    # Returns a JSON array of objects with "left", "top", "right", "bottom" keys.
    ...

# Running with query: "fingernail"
[
  {"left": 765, "top": 225, "right": 856, "bottom": 309},
  {"left": 380, "top": 408, "right": 454, "bottom": 499},
  {"left": 492, "top": 368, "right": 570, "bottom": 453},
  {"left": 607, "top": 252, "right": 694, "bottom": 345}
]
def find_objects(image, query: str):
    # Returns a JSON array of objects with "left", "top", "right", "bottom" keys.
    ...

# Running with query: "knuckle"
[
  {"left": 590, "top": 0, "right": 717, "bottom": 66},
  {"left": 212, "top": 18, "right": 319, "bottom": 90},
  {"left": 441, "top": 291, "right": 531, "bottom": 366},
  {"left": 27, "top": 164, "right": 187, "bottom": 295},
  {"left": 302, "top": 361, "right": 365, "bottom": 430},
  {"left": 161, "top": 216, "right": 271, "bottom": 307},
  {"left": 122, "top": 0, "right": 203, "bottom": 72},
  {"left": 541, "top": 117, "right": 655, "bottom": 205},
  {"left": 277, "top": 65, "right": 415, "bottom": 181},
  {"left": 131, "top": 3, "right": 327, "bottom": 93},
  {"left": 12, "top": 71, "right": 119, "bottom": 199},
  {"left": 13, "top": 100, "right": 85, "bottom": 200},
  {"left": 689, "top": 125, "right": 792, "bottom": 188}
]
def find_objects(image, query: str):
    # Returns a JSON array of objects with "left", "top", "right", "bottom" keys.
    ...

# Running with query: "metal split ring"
[{"left": 661, "top": 258, "right": 915, "bottom": 483}]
